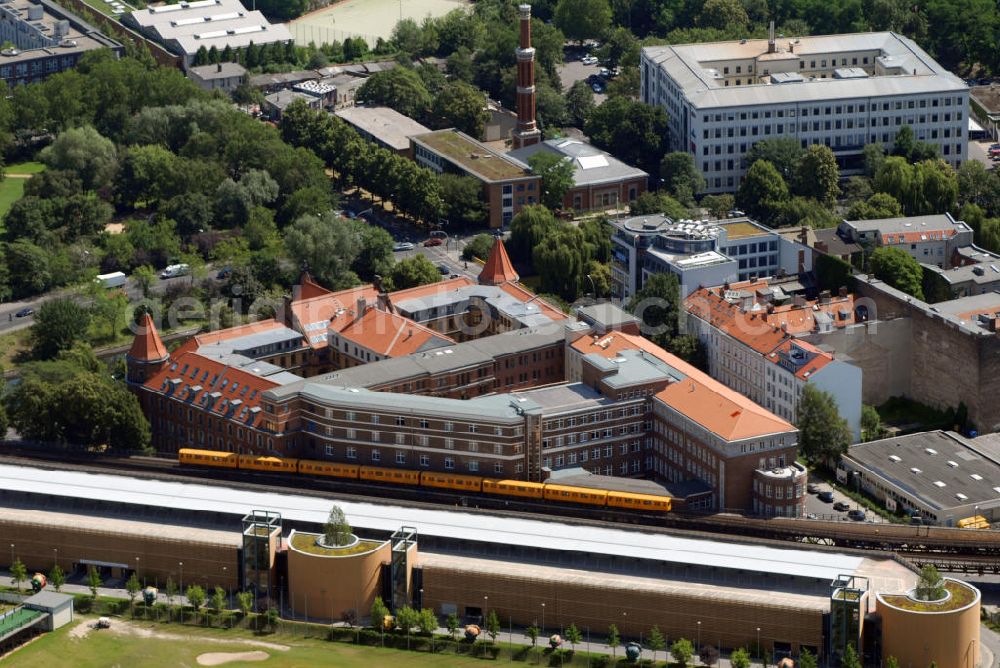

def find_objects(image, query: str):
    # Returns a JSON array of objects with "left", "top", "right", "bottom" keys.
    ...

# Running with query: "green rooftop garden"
[
  {"left": 289, "top": 532, "right": 381, "bottom": 557},
  {"left": 881, "top": 579, "right": 976, "bottom": 612},
  {"left": 417, "top": 131, "right": 528, "bottom": 182}
]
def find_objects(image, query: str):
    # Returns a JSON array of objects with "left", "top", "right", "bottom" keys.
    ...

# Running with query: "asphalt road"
[
  {"left": 802, "top": 474, "right": 885, "bottom": 523},
  {"left": 969, "top": 139, "right": 1000, "bottom": 169}
]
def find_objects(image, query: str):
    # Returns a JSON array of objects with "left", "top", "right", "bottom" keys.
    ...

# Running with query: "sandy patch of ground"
[
  {"left": 68, "top": 619, "right": 94, "bottom": 640},
  {"left": 106, "top": 621, "right": 290, "bottom": 651},
  {"left": 197, "top": 650, "right": 270, "bottom": 666}
]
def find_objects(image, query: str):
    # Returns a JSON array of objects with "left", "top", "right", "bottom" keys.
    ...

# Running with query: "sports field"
[{"left": 290, "top": 0, "right": 469, "bottom": 47}]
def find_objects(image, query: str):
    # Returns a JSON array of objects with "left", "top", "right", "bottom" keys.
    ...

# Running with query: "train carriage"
[
  {"left": 482, "top": 479, "right": 545, "bottom": 499},
  {"left": 420, "top": 472, "right": 483, "bottom": 492},
  {"left": 359, "top": 466, "right": 421, "bottom": 486},
  {"left": 179, "top": 448, "right": 238, "bottom": 469},
  {"left": 298, "top": 460, "right": 360, "bottom": 480},
  {"left": 542, "top": 483, "right": 608, "bottom": 506},
  {"left": 237, "top": 454, "right": 298, "bottom": 473},
  {"left": 606, "top": 491, "right": 672, "bottom": 513}
]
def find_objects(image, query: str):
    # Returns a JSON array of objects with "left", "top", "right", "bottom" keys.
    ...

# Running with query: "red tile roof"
[
  {"left": 685, "top": 287, "right": 788, "bottom": 354},
  {"left": 479, "top": 239, "right": 519, "bottom": 285},
  {"left": 333, "top": 306, "right": 455, "bottom": 357},
  {"left": 298, "top": 272, "right": 333, "bottom": 300},
  {"left": 142, "top": 349, "right": 277, "bottom": 429},
  {"left": 765, "top": 339, "right": 835, "bottom": 380},
  {"left": 572, "top": 331, "right": 794, "bottom": 441},
  {"left": 127, "top": 313, "right": 169, "bottom": 363}
]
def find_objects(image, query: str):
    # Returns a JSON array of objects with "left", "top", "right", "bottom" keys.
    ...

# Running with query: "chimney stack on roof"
[{"left": 768, "top": 20, "right": 776, "bottom": 53}]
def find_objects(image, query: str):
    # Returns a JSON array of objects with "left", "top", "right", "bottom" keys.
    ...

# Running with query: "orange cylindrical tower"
[{"left": 512, "top": 4, "right": 541, "bottom": 148}]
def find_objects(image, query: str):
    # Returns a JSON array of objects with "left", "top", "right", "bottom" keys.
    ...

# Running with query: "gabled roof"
[
  {"left": 479, "top": 239, "right": 519, "bottom": 285},
  {"left": 332, "top": 307, "right": 455, "bottom": 358},
  {"left": 127, "top": 313, "right": 169, "bottom": 364},
  {"left": 684, "top": 286, "right": 788, "bottom": 354},
  {"left": 298, "top": 272, "right": 332, "bottom": 300},
  {"left": 142, "top": 349, "right": 282, "bottom": 429},
  {"left": 572, "top": 330, "right": 794, "bottom": 441}
]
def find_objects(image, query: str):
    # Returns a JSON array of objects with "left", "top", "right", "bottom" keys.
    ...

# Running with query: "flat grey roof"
[
  {"left": 335, "top": 106, "right": 432, "bottom": 152},
  {"left": 267, "top": 324, "right": 566, "bottom": 398},
  {"left": 507, "top": 137, "right": 647, "bottom": 187},
  {"left": 0, "top": 0, "right": 122, "bottom": 66},
  {"left": 265, "top": 89, "right": 315, "bottom": 110},
  {"left": 188, "top": 62, "right": 247, "bottom": 79},
  {"left": 811, "top": 228, "right": 863, "bottom": 256},
  {"left": 644, "top": 32, "right": 966, "bottom": 110},
  {"left": 844, "top": 213, "right": 967, "bottom": 236},
  {"left": 575, "top": 302, "right": 641, "bottom": 329},
  {"left": 0, "top": 463, "right": 891, "bottom": 583},
  {"left": 514, "top": 382, "right": 611, "bottom": 412},
  {"left": 845, "top": 430, "right": 1000, "bottom": 511},
  {"left": 296, "top": 385, "right": 533, "bottom": 422},
  {"left": 196, "top": 327, "right": 305, "bottom": 359},
  {"left": 23, "top": 590, "right": 74, "bottom": 610},
  {"left": 584, "top": 349, "right": 684, "bottom": 389}
]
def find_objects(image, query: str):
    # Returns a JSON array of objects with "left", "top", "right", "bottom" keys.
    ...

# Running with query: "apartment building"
[
  {"left": 641, "top": 30, "right": 968, "bottom": 193},
  {"left": 610, "top": 214, "right": 810, "bottom": 300},
  {"left": 685, "top": 280, "right": 862, "bottom": 440},
  {"left": 837, "top": 213, "right": 973, "bottom": 269},
  {"left": 0, "top": 0, "right": 123, "bottom": 86}
]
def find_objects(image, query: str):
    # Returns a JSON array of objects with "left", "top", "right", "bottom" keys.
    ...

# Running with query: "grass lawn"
[
  {"left": 0, "top": 328, "right": 32, "bottom": 368},
  {"left": 4, "top": 618, "right": 517, "bottom": 668},
  {"left": 6, "top": 161, "right": 46, "bottom": 175},
  {"left": 0, "top": 177, "right": 25, "bottom": 222}
]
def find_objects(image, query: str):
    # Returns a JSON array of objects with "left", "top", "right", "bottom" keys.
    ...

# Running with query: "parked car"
[
  {"left": 581, "top": 55, "right": 598, "bottom": 65},
  {"left": 818, "top": 491, "right": 834, "bottom": 503},
  {"left": 14, "top": 307, "right": 33, "bottom": 318},
  {"left": 491, "top": 229, "right": 505, "bottom": 238},
  {"left": 393, "top": 242, "right": 415, "bottom": 252},
  {"left": 216, "top": 267, "right": 233, "bottom": 280},
  {"left": 591, "top": 82, "right": 605, "bottom": 93},
  {"left": 424, "top": 238, "right": 443, "bottom": 247},
  {"left": 437, "top": 264, "right": 450, "bottom": 274},
  {"left": 848, "top": 509, "right": 866, "bottom": 521},
  {"left": 807, "top": 483, "right": 819, "bottom": 494},
  {"left": 160, "top": 263, "right": 190, "bottom": 279},
  {"left": 833, "top": 501, "right": 850, "bottom": 512}
]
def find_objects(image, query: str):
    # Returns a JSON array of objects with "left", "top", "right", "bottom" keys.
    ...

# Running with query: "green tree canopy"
[
  {"left": 565, "top": 80, "right": 595, "bottom": 128},
  {"left": 737, "top": 160, "right": 789, "bottom": 222},
  {"left": 698, "top": 0, "right": 749, "bottom": 29},
  {"left": 528, "top": 152, "right": 576, "bottom": 210},
  {"left": 847, "top": 192, "right": 903, "bottom": 220},
  {"left": 509, "top": 205, "right": 562, "bottom": 262},
  {"left": 627, "top": 272, "right": 681, "bottom": 347},
  {"left": 915, "top": 564, "right": 945, "bottom": 600},
  {"left": 869, "top": 246, "right": 924, "bottom": 299},
  {"left": 439, "top": 174, "right": 487, "bottom": 230},
  {"left": 797, "top": 384, "right": 852, "bottom": 462},
  {"left": 462, "top": 234, "right": 494, "bottom": 262},
  {"left": 660, "top": 152, "right": 705, "bottom": 205},
  {"left": 323, "top": 504, "right": 353, "bottom": 547},
  {"left": 431, "top": 81, "right": 489, "bottom": 138},
  {"left": 585, "top": 97, "right": 669, "bottom": 177},
  {"left": 39, "top": 125, "right": 118, "bottom": 191},
  {"left": 534, "top": 225, "right": 586, "bottom": 301},
  {"left": 746, "top": 138, "right": 806, "bottom": 182},
  {"left": 284, "top": 211, "right": 361, "bottom": 291},
  {"left": 730, "top": 647, "right": 751, "bottom": 668},
  {"left": 356, "top": 68, "right": 432, "bottom": 122},
  {"left": 31, "top": 298, "right": 91, "bottom": 360},
  {"left": 554, "top": 0, "right": 612, "bottom": 42},
  {"left": 669, "top": 637, "right": 694, "bottom": 666},
  {"left": 795, "top": 144, "right": 840, "bottom": 204},
  {"left": 389, "top": 255, "right": 442, "bottom": 290}
]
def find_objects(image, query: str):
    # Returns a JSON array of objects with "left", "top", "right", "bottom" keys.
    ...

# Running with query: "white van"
[
  {"left": 95, "top": 271, "right": 127, "bottom": 289},
  {"left": 160, "top": 264, "right": 190, "bottom": 279}
]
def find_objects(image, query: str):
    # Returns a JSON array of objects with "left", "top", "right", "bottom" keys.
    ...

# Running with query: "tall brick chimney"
[{"left": 511, "top": 4, "right": 541, "bottom": 149}]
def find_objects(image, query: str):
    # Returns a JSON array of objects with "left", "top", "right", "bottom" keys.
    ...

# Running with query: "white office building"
[
  {"left": 641, "top": 30, "right": 969, "bottom": 193},
  {"left": 610, "top": 214, "right": 810, "bottom": 300}
]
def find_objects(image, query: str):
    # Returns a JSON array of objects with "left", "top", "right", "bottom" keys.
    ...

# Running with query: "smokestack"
[
  {"left": 512, "top": 4, "right": 541, "bottom": 149},
  {"left": 768, "top": 20, "right": 776, "bottom": 53}
]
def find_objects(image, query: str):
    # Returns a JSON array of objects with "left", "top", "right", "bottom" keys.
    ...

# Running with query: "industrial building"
[
  {"left": 609, "top": 214, "right": 811, "bottom": 301},
  {"left": 0, "top": 0, "right": 123, "bottom": 86},
  {"left": 0, "top": 461, "right": 941, "bottom": 665},
  {"left": 641, "top": 30, "right": 969, "bottom": 193},
  {"left": 123, "top": 0, "right": 292, "bottom": 67},
  {"left": 839, "top": 430, "right": 1000, "bottom": 526}
]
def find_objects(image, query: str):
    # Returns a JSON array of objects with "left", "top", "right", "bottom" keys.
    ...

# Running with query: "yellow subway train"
[{"left": 178, "top": 448, "right": 672, "bottom": 513}]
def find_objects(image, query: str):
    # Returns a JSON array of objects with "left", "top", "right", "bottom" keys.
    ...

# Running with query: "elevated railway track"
[{"left": 1, "top": 449, "right": 998, "bottom": 568}]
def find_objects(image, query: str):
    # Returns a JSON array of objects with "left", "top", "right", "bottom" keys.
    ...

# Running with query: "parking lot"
[
  {"left": 802, "top": 475, "right": 887, "bottom": 523},
  {"left": 557, "top": 57, "right": 608, "bottom": 105},
  {"left": 969, "top": 139, "right": 1000, "bottom": 169}
]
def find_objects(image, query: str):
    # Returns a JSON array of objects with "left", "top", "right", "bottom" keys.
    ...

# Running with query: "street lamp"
[
  {"left": 9, "top": 543, "right": 13, "bottom": 566},
  {"left": 541, "top": 602, "right": 545, "bottom": 636},
  {"left": 756, "top": 627, "right": 761, "bottom": 663},
  {"left": 54, "top": 548, "right": 58, "bottom": 568},
  {"left": 179, "top": 562, "right": 184, "bottom": 593},
  {"left": 697, "top": 620, "right": 701, "bottom": 652},
  {"left": 483, "top": 595, "right": 488, "bottom": 623}
]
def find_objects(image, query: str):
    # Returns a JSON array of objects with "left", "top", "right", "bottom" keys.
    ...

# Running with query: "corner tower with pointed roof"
[
  {"left": 479, "top": 238, "right": 519, "bottom": 286},
  {"left": 126, "top": 312, "right": 170, "bottom": 385}
]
